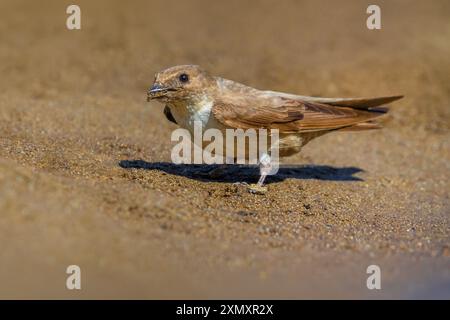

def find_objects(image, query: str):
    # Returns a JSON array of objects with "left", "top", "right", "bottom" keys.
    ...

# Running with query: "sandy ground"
[{"left": 0, "top": 0, "right": 449, "bottom": 299}]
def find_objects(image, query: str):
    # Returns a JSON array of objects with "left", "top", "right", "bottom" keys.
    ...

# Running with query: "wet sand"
[{"left": 0, "top": 0, "right": 449, "bottom": 298}]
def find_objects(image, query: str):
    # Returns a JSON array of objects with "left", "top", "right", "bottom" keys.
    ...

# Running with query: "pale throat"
[{"left": 169, "top": 95, "right": 214, "bottom": 130}]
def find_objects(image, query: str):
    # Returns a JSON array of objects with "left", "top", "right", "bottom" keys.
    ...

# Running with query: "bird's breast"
[{"left": 169, "top": 97, "right": 224, "bottom": 133}]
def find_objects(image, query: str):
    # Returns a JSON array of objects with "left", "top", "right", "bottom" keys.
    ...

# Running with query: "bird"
[{"left": 147, "top": 65, "right": 403, "bottom": 193}]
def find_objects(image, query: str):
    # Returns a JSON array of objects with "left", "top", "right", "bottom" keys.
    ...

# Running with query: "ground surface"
[{"left": 0, "top": 0, "right": 449, "bottom": 298}]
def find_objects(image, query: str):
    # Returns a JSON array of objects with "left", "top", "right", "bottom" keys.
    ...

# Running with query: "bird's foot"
[{"left": 248, "top": 183, "right": 267, "bottom": 195}]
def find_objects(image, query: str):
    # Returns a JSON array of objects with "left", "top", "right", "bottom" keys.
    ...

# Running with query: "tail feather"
[
  {"left": 268, "top": 91, "right": 403, "bottom": 132},
  {"left": 323, "top": 96, "right": 402, "bottom": 131}
]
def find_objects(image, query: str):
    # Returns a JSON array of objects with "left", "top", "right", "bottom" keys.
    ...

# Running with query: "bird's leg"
[
  {"left": 249, "top": 153, "right": 271, "bottom": 194},
  {"left": 257, "top": 153, "right": 272, "bottom": 187}
]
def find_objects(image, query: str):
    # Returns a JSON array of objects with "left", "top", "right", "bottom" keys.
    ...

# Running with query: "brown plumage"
[
  {"left": 147, "top": 65, "right": 403, "bottom": 190},
  {"left": 212, "top": 98, "right": 387, "bottom": 133}
]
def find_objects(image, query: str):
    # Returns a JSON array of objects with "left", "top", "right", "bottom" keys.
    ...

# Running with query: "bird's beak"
[{"left": 147, "top": 83, "right": 175, "bottom": 101}]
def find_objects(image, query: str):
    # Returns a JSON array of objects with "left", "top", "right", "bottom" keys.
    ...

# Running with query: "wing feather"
[
  {"left": 263, "top": 91, "right": 403, "bottom": 110},
  {"left": 212, "top": 98, "right": 385, "bottom": 133}
]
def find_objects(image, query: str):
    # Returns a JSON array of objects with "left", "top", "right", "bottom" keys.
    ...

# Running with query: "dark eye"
[{"left": 179, "top": 73, "right": 189, "bottom": 83}]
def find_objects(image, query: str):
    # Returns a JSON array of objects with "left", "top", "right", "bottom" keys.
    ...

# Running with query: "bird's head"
[{"left": 147, "top": 65, "right": 214, "bottom": 103}]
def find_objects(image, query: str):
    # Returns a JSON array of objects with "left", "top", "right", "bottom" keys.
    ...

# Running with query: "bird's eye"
[{"left": 179, "top": 73, "right": 189, "bottom": 83}]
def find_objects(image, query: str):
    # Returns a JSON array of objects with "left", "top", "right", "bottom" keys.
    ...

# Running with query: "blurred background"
[{"left": 0, "top": 0, "right": 449, "bottom": 298}]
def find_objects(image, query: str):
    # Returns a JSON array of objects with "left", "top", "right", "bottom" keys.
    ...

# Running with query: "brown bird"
[{"left": 147, "top": 65, "right": 402, "bottom": 193}]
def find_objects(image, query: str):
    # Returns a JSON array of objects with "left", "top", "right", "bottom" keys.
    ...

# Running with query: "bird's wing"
[
  {"left": 212, "top": 97, "right": 385, "bottom": 133},
  {"left": 212, "top": 99, "right": 304, "bottom": 132},
  {"left": 263, "top": 91, "right": 403, "bottom": 111}
]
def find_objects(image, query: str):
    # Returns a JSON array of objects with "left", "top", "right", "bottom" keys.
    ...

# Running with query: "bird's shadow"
[{"left": 119, "top": 160, "right": 364, "bottom": 184}]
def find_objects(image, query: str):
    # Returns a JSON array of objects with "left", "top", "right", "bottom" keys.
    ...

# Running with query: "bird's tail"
[{"left": 331, "top": 95, "right": 403, "bottom": 131}]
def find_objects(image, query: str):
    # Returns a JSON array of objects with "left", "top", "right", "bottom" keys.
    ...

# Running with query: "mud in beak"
[{"left": 147, "top": 84, "right": 176, "bottom": 101}]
